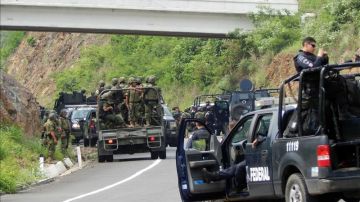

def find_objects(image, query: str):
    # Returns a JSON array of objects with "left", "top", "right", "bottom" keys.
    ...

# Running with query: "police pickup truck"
[
  {"left": 97, "top": 87, "right": 166, "bottom": 162},
  {"left": 176, "top": 63, "right": 360, "bottom": 202}
]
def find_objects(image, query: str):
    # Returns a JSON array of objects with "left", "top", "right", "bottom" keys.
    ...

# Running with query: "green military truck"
[{"left": 96, "top": 87, "right": 166, "bottom": 162}]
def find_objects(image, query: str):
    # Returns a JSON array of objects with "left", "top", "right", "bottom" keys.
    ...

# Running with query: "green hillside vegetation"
[
  {"left": 53, "top": 0, "right": 359, "bottom": 109},
  {"left": 0, "top": 31, "right": 25, "bottom": 69}
]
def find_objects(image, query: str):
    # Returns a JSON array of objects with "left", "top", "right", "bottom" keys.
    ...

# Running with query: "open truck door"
[{"left": 176, "top": 118, "right": 225, "bottom": 202}]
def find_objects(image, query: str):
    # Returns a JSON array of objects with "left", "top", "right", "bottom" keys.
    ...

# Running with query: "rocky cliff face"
[
  {"left": 5, "top": 32, "right": 109, "bottom": 107},
  {"left": 0, "top": 70, "right": 41, "bottom": 136}
]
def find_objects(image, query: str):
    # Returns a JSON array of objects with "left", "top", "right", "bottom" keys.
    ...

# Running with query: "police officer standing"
[
  {"left": 44, "top": 113, "right": 58, "bottom": 161},
  {"left": 293, "top": 37, "right": 329, "bottom": 72}
]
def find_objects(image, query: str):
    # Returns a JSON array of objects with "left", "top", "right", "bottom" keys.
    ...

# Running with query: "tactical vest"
[{"left": 128, "top": 88, "right": 142, "bottom": 103}]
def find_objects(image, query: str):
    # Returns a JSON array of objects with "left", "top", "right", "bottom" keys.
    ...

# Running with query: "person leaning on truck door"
[{"left": 200, "top": 130, "right": 267, "bottom": 190}]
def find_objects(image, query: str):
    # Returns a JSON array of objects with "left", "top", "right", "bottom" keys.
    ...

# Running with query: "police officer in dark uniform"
[{"left": 293, "top": 37, "right": 329, "bottom": 72}]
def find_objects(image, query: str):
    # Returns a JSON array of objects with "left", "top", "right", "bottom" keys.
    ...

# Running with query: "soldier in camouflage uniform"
[
  {"left": 143, "top": 76, "right": 162, "bottom": 126},
  {"left": 44, "top": 113, "right": 58, "bottom": 161},
  {"left": 126, "top": 77, "right": 143, "bottom": 127},
  {"left": 95, "top": 80, "right": 106, "bottom": 97},
  {"left": 100, "top": 92, "right": 125, "bottom": 128},
  {"left": 59, "top": 110, "right": 70, "bottom": 154},
  {"left": 118, "top": 77, "right": 127, "bottom": 88}
]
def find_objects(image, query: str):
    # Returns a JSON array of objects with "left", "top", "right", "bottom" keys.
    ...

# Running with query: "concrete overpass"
[{"left": 0, "top": 0, "right": 298, "bottom": 37}]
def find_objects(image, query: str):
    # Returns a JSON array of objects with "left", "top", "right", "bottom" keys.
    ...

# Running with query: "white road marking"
[{"left": 63, "top": 159, "right": 162, "bottom": 202}]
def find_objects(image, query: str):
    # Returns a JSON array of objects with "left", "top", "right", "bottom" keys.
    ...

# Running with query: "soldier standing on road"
[
  {"left": 59, "top": 110, "right": 70, "bottom": 154},
  {"left": 44, "top": 113, "right": 58, "bottom": 161},
  {"left": 143, "top": 76, "right": 162, "bottom": 126},
  {"left": 126, "top": 78, "right": 143, "bottom": 127}
]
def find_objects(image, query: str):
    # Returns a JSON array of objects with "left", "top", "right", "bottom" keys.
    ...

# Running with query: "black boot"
[{"left": 201, "top": 168, "right": 221, "bottom": 183}]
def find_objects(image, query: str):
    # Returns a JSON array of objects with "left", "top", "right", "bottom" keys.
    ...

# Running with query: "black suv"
[
  {"left": 70, "top": 107, "right": 97, "bottom": 146},
  {"left": 162, "top": 104, "right": 177, "bottom": 147}
]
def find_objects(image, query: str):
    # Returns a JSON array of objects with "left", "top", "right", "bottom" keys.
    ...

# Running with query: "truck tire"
[
  {"left": 151, "top": 151, "right": 158, "bottom": 159},
  {"left": 106, "top": 155, "right": 113, "bottom": 162},
  {"left": 285, "top": 173, "right": 317, "bottom": 202},
  {"left": 159, "top": 150, "right": 166, "bottom": 159},
  {"left": 98, "top": 155, "right": 106, "bottom": 163}
]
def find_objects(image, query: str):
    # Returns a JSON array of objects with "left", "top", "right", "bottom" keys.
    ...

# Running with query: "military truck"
[
  {"left": 97, "top": 87, "right": 166, "bottom": 162},
  {"left": 176, "top": 63, "right": 360, "bottom": 202}
]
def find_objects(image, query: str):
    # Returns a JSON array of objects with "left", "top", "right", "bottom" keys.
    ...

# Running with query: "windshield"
[
  {"left": 71, "top": 109, "right": 91, "bottom": 120},
  {"left": 163, "top": 106, "right": 172, "bottom": 116}
]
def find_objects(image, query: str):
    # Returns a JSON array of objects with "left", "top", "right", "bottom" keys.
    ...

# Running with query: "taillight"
[
  {"left": 317, "top": 145, "right": 331, "bottom": 167},
  {"left": 149, "top": 136, "right": 156, "bottom": 142},
  {"left": 107, "top": 139, "right": 115, "bottom": 144}
]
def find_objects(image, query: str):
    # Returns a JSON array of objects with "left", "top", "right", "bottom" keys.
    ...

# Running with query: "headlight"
[
  {"left": 169, "top": 122, "right": 177, "bottom": 129},
  {"left": 72, "top": 123, "right": 80, "bottom": 129}
]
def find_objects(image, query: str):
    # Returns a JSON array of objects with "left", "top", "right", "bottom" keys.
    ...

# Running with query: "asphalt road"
[{"left": 1, "top": 147, "right": 182, "bottom": 202}]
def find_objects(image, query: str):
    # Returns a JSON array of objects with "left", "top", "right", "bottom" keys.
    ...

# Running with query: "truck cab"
[{"left": 176, "top": 63, "right": 360, "bottom": 202}]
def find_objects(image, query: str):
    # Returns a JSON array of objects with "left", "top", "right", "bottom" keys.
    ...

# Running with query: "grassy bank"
[{"left": 0, "top": 123, "right": 74, "bottom": 193}]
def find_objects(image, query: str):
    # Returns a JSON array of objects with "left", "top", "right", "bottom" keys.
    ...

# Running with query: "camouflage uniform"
[
  {"left": 59, "top": 110, "right": 70, "bottom": 154},
  {"left": 44, "top": 114, "right": 58, "bottom": 160},
  {"left": 143, "top": 76, "right": 162, "bottom": 126},
  {"left": 118, "top": 77, "right": 127, "bottom": 88},
  {"left": 100, "top": 93, "right": 124, "bottom": 128},
  {"left": 95, "top": 80, "right": 106, "bottom": 97},
  {"left": 126, "top": 78, "right": 143, "bottom": 127}
]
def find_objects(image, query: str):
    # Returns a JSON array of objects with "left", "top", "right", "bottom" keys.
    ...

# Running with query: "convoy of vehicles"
[{"left": 176, "top": 63, "right": 360, "bottom": 202}]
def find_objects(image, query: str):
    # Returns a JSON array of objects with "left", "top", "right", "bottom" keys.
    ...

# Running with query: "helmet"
[
  {"left": 119, "top": 77, "right": 126, "bottom": 83},
  {"left": 194, "top": 112, "right": 205, "bottom": 123},
  {"left": 105, "top": 85, "right": 112, "bottom": 90},
  {"left": 135, "top": 77, "right": 142, "bottom": 84},
  {"left": 145, "top": 76, "right": 151, "bottom": 83},
  {"left": 60, "top": 109, "right": 67, "bottom": 118},
  {"left": 49, "top": 113, "right": 57, "bottom": 121},
  {"left": 148, "top": 75, "right": 156, "bottom": 84},
  {"left": 99, "top": 80, "right": 105, "bottom": 87},
  {"left": 81, "top": 89, "right": 86, "bottom": 94},
  {"left": 128, "top": 77, "right": 135, "bottom": 84},
  {"left": 112, "top": 78, "right": 118, "bottom": 86}
]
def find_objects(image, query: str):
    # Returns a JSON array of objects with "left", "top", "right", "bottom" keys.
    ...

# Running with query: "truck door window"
[
  {"left": 252, "top": 114, "right": 273, "bottom": 142},
  {"left": 231, "top": 116, "right": 254, "bottom": 143}
]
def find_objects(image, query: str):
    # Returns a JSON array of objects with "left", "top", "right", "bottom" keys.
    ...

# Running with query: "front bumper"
[{"left": 306, "top": 175, "right": 360, "bottom": 195}]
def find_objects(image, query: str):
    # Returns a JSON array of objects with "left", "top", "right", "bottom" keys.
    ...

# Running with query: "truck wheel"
[
  {"left": 151, "top": 151, "right": 158, "bottom": 159},
  {"left": 285, "top": 173, "right": 317, "bottom": 202},
  {"left": 159, "top": 150, "right": 166, "bottom": 159},
  {"left": 98, "top": 155, "right": 106, "bottom": 163},
  {"left": 106, "top": 155, "right": 113, "bottom": 162}
]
